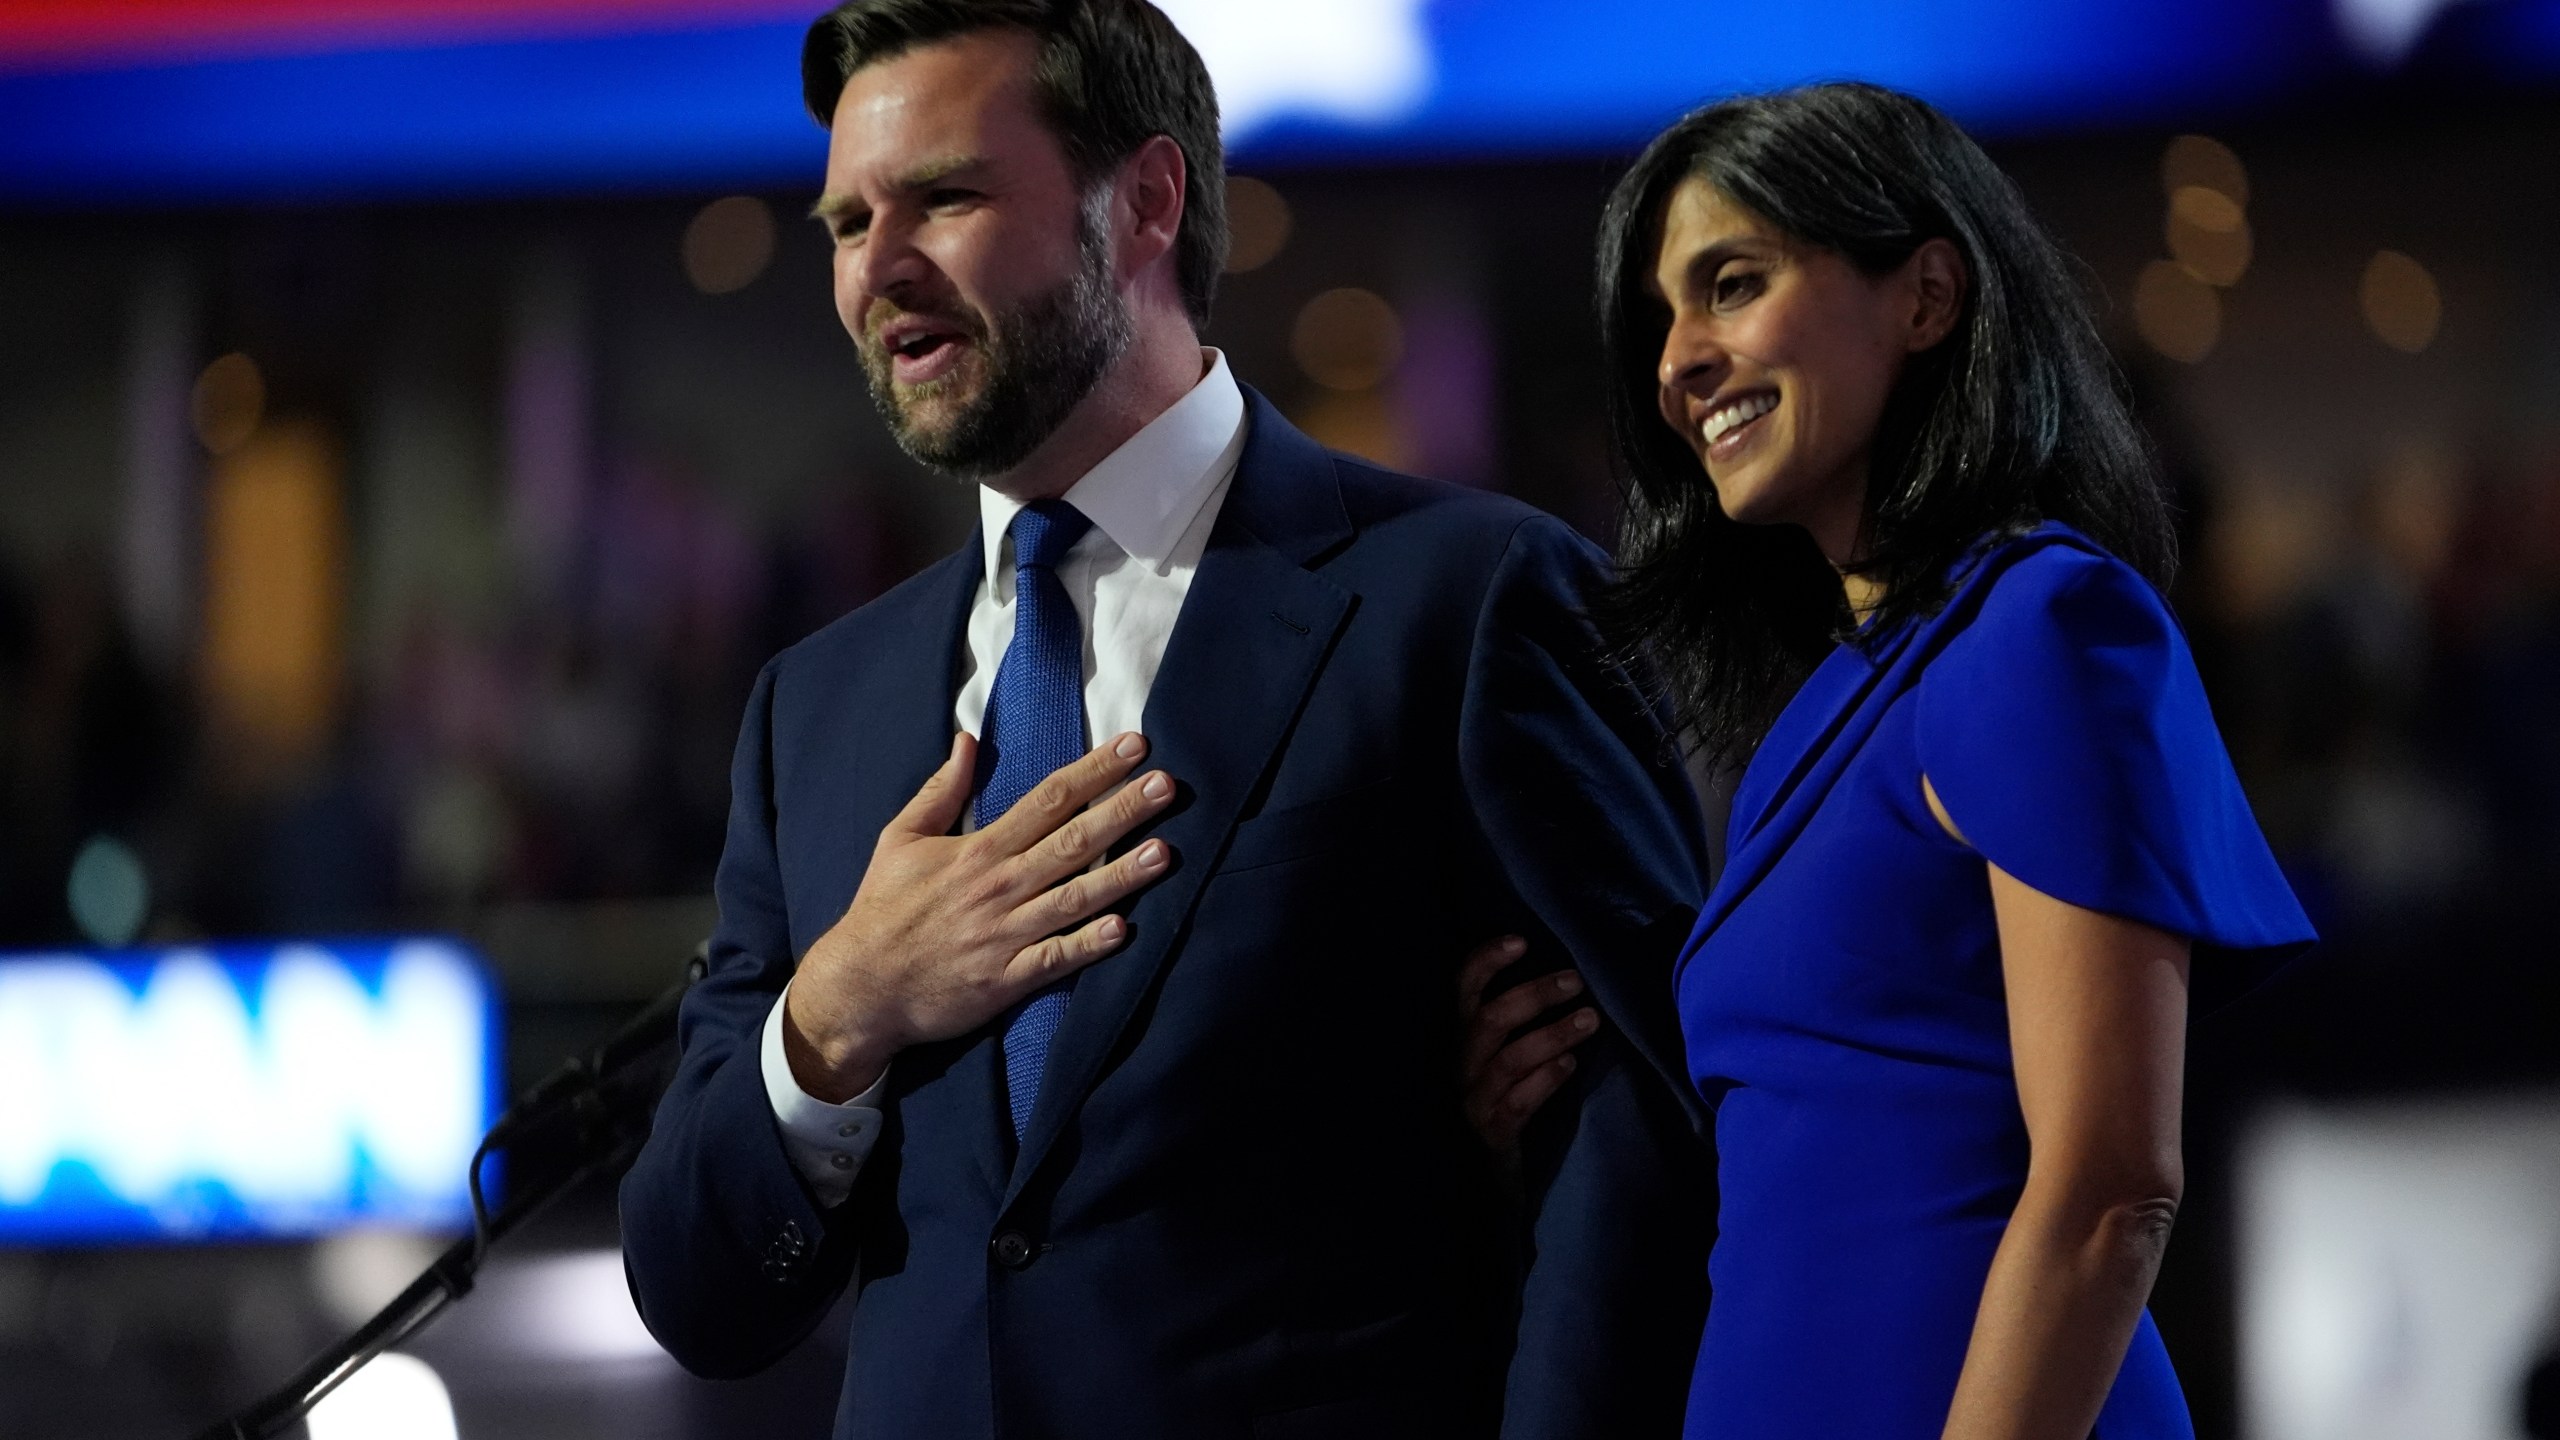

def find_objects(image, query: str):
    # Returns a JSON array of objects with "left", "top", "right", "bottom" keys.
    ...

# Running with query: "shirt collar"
[{"left": 978, "top": 348, "right": 1246, "bottom": 584}]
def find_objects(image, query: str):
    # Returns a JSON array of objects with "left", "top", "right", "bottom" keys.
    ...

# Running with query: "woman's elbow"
[
  {"left": 2081, "top": 1159, "right": 2185, "bottom": 1264},
  {"left": 2100, "top": 1191, "right": 2182, "bottom": 1255},
  {"left": 2027, "top": 1158, "right": 2184, "bottom": 1258}
]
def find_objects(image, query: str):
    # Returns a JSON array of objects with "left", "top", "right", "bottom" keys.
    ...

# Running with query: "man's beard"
[{"left": 861, "top": 195, "right": 1133, "bottom": 481}]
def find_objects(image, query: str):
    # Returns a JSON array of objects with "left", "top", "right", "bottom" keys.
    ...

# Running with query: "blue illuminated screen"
[
  {"left": 1, "top": 0, "right": 2557, "bottom": 202},
  {"left": 0, "top": 939, "right": 498, "bottom": 1245}
]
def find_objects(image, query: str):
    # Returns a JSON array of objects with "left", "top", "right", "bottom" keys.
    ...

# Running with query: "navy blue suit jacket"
[{"left": 620, "top": 392, "right": 1712, "bottom": 1440}]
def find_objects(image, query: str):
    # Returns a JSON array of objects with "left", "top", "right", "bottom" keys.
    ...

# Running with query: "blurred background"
[{"left": 4, "top": 1, "right": 2560, "bottom": 1436}]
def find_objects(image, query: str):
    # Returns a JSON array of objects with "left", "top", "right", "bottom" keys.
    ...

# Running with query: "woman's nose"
[{"left": 1658, "top": 319, "right": 1724, "bottom": 393}]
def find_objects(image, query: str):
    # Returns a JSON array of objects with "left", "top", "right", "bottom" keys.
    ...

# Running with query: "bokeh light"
[
  {"left": 66, "top": 836, "right": 148, "bottom": 948},
  {"left": 1293, "top": 388, "right": 1410, "bottom": 470},
  {"left": 2167, "top": 184, "right": 2252, "bottom": 286},
  {"left": 2161, "top": 133, "right": 2248, "bottom": 207},
  {"left": 1224, "top": 176, "right": 1293, "bottom": 273},
  {"left": 2208, "top": 476, "right": 2338, "bottom": 625},
  {"left": 2359, "top": 249, "right": 2441, "bottom": 353},
  {"left": 189, "top": 352, "right": 265, "bottom": 456},
  {"left": 201, "top": 422, "right": 346, "bottom": 761},
  {"left": 1291, "top": 287, "right": 1403, "bottom": 391},
  {"left": 304, "top": 1352, "right": 458, "bottom": 1440},
  {"left": 312, "top": 1231, "right": 446, "bottom": 1328},
  {"left": 681, "top": 195, "right": 775, "bottom": 296},
  {"left": 503, "top": 1249, "right": 667, "bottom": 1362},
  {"left": 2171, "top": 184, "right": 2247, "bottom": 234},
  {"left": 2132, "top": 259, "right": 2220, "bottom": 364}
]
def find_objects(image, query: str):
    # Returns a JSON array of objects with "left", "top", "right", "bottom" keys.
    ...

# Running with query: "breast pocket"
[{"left": 1215, "top": 776, "right": 1398, "bottom": 875}]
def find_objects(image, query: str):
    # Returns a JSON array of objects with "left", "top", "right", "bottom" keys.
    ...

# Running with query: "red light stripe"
[{"left": 0, "top": 0, "right": 814, "bottom": 68}]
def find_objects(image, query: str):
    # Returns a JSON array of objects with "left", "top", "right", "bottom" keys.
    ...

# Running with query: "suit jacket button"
[
  {"left": 990, "top": 1231, "right": 1035, "bottom": 1269},
  {"left": 778, "top": 1220, "right": 807, "bottom": 1258}
]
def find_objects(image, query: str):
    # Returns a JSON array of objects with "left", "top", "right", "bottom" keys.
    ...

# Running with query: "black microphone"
[
  {"left": 483, "top": 951, "right": 702, "bottom": 1146},
  {"left": 186, "top": 943, "right": 707, "bottom": 1440},
  {"left": 465, "top": 947, "right": 706, "bottom": 1262}
]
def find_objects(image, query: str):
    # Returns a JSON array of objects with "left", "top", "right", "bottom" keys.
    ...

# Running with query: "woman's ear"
[{"left": 1903, "top": 237, "right": 1968, "bottom": 353}]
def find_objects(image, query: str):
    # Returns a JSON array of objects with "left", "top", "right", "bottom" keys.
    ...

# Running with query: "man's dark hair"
[
  {"left": 1593, "top": 81, "right": 2175, "bottom": 765},
  {"left": 802, "top": 0, "right": 1228, "bottom": 326}
]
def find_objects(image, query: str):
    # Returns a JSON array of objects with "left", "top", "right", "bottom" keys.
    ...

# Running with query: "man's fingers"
[
  {"left": 1016, "top": 766, "right": 1178, "bottom": 889},
  {"left": 887, "top": 731, "right": 976, "bottom": 841},
  {"left": 981, "top": 732, "right": 1150, "bottom": 854},
  {"left": 998, "top": 830, "right": 1176, "bottom": 998},
  {"left": 1461, "top": 969, "right": 1587, "bottom": 1074},
  {"left": 1002, "top": 912, "right": 1132, "bottom": 994},
  {"left": 1026, "top": 837, "right": 1173, "bottom": 934},
  {"left": 1455, "top": 935, "right": 1526, "bottom": 1014}
]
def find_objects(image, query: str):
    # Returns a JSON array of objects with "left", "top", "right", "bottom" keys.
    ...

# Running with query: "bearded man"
[{"left": 618, "top": 2, "right": 1712, "bottom": 1436}]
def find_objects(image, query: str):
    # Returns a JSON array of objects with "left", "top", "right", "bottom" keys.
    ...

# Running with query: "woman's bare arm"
[{"left": 1926, "top": 776, "right": 2192, "bottom": 1440}]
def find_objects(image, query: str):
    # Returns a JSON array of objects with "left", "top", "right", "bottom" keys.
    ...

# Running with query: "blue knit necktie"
[{"left": 979, "top": 499, "right": 1095, "bottom": 1141}]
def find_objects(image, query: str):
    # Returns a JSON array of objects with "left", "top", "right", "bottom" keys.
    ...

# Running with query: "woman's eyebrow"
[
  {"left": 1658, "top": 236, "right": 1765, "bottom": 299},
  {"left": 1683, "top": 237, "right": 1772, "bottom": 285}
]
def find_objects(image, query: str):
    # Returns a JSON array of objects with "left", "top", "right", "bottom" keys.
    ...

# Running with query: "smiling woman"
[
  {"left": 1644, "top": 177, "right": 1968, "bottom": 600},
  {"left": 1594, "top": 82, "right": 2172, "bottom": 764},
  {"left": 1563, "top": 82, "right": 2315, "bottom": 1440}
]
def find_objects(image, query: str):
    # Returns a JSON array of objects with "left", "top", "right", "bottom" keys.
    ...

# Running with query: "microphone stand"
[{"left": 187, "top": 945, "right": 708, "bottom": 1440}]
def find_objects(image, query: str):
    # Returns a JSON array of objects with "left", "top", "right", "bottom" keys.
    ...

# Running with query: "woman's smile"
[{"left": 1698, "top": 388, "right": 1778, "bottom": 458}]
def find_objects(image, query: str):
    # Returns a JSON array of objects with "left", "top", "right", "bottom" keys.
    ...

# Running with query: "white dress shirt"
[{"left": 761, "top": 350, "right": 1249, "bottom": 1205}]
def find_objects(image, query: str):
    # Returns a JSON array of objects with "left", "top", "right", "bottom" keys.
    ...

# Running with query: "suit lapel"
[
  {"left": 1004, "top": 391, "right": 1353, "bottom": 1202},
  {"left": 840, "top": 544, "right": 980, "bottom": 828},
  {"left": 817, "top": 543, "right": 1017, "bottom": 1196}
]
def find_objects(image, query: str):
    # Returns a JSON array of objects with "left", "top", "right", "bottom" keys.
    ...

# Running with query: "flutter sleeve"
[{"left": 1915, "top": 542, "right": 2313, "bottom": 994}]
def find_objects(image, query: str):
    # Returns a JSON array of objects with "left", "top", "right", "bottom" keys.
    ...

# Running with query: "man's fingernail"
[
  {"left": 1138, "top": 840, "right": 1168, "bottom": 867},
  {"left": 1573, "top": 1009, "right": 1599, "bottom": 1032},
  {"left": 1555, "top": 972, "right": 1583, "bottom": 996},
  {"left": 1141, "top": 772, "right": 1172, "bottom": 800},
  {"left": 1099, "top": 915, "right": 1125, "bottom": 942},
  {"left": 1502, "top": 936, "right": 1526, "bottom": 954},
  {"left": 1115, "top": 733, "right": 1146, "bottom": 760},
  {"left": 1557, "top": 1054, "right": 1577, "bottom": 1072}
]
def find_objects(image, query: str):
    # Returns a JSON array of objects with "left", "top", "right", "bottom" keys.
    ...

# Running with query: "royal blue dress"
[{"left": 1674, "top": 524, "right": 2313, "bottom": 1439}]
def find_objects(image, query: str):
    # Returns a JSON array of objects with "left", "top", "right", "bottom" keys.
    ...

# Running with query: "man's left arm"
[{"left": 1456, "top": 515, "right": 1716, "bottom": 1440}]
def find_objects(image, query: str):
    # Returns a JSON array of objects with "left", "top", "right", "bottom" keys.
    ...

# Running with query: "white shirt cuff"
[{"left": 761, "top": 981, "right": 888, "bottom": 1207}]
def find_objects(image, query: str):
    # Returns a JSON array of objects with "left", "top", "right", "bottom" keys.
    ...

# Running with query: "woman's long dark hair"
[{"left": 1596, "top": 82, "right": 2174, "bottom": 765}]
